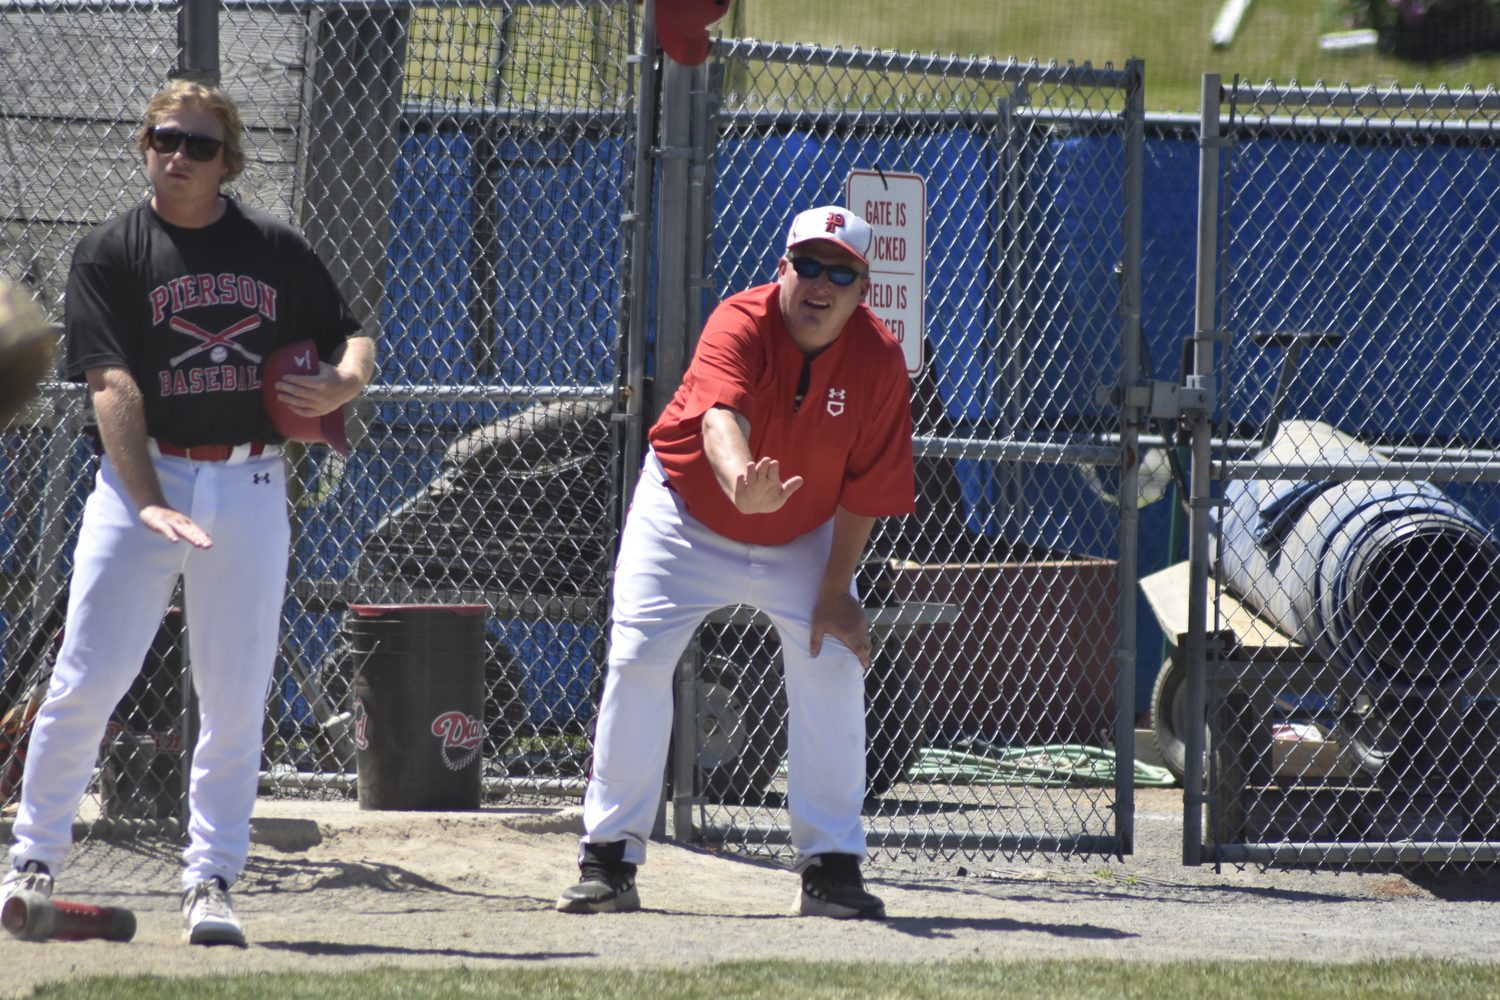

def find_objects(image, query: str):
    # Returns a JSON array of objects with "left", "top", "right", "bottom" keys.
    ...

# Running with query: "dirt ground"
[{"left": 4, "top": 786, "right": 1500, "bottom": 996}]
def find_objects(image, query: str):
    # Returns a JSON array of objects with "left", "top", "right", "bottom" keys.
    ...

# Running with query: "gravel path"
[{"left": 4, "top": 787, "right": 1499, "bottom": 996}]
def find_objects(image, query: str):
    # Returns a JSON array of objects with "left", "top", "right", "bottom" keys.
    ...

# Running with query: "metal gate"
[
  {"left": 1163, "top": 76, "right": 1500, "bottom": 867},
  {"left": 654, "top": 41, "right": 1149, "bottom": 860}
]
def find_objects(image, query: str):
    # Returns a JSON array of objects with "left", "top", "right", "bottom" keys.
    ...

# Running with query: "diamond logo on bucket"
[
  {"left": 352, "top": 698, "right": 369, "bottom": 750},
  {"left": 431, "top": 710, "right": 483, "bottom": 771}
]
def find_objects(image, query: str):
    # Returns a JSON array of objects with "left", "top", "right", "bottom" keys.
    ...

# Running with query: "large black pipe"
[{"left": 1219, "top": 421, "right": 1500, "bottom": 685}]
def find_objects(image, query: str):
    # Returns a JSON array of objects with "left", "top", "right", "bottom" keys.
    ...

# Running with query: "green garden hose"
[{"left": 902, "top": 743, "right": 1178, "bottom": 788}]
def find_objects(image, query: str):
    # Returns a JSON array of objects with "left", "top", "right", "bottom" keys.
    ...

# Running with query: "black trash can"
[{"left": 347, "top": 605, "right": 487, "bottom": 810}]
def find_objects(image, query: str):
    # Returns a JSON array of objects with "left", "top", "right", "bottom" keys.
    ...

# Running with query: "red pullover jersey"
[{"left": 649, "top": 283, "right": 915, "bottom": 545}]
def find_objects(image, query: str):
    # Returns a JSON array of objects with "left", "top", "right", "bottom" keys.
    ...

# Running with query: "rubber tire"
[
  {"left": 865, "top": 648, "right": 928, "bottom": 797},
  {"left": 1332, "top": 688, "right": 1399, "bottom": 778},
  {"left": 1333, "top": 690, "right": 1470, "bottom": 786},
  {"left": 1151, "top": 653, "right": 1209, "bottom": 785},
  {"left": 696, "top": 652, "right": 788, "bottom": 805}
]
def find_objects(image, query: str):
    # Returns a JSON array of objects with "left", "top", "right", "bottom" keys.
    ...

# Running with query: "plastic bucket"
[{"left": 347, "top": 605, "right": 487, "bottom": 810}]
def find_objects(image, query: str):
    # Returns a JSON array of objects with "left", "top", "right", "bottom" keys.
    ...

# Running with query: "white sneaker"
[
  {"left": 181, "top": 877, "right": 246, "bottom": 946},
  {"left": 1, "top": 862, "right": 52, "bottom": 907}
]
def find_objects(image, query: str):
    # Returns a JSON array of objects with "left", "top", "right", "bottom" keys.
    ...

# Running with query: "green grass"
[
  {"left": 734, "top": 0, "right": 1500, "bottom": 113},
  {"left": 395, "top": 1, "right": 1500, "bottom": 115},
  {"left": 28, "top": 961, "right": 1500, "bottom": 1000}
]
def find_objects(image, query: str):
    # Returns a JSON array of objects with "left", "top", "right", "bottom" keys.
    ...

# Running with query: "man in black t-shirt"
[{"left": 1, "top": 81, "right": 375, "bottom": 947}]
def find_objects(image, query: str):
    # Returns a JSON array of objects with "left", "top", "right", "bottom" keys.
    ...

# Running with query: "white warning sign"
[{"left": 846, "top": 170, "right": 925, "bottom": 374}]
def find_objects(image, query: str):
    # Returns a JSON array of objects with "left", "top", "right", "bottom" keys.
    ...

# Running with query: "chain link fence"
[
  {"left": 3, "top": 1, "right": 1157, "bottom": 866},
  {"left": 0, "top": 0, "right": 638, "bottom": 831},
  {"left": 7, "top": 4, "right": 1499, "bottom": 876},
  {"left": 0, "top": 4, "right": 1149, "bottom": 863},
  {"left": 1146, "top": 81, "right": 1500, "bottom": 867},
  {"left": 3, "top": 1, "right": 191, "bottom": 834}
]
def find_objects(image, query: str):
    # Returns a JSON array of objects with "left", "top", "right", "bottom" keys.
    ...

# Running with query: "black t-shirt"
[{"left": 64, "top": 198, "right": 361, "bottom": 448}]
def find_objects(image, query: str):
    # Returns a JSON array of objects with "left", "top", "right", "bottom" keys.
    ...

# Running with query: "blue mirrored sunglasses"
[{"left": 789, "top": 256, "right": 866, "bottom": 286}]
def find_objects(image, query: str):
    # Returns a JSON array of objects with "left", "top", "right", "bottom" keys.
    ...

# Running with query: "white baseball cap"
[{"left": 785, "top": 206, "right": 872, "bottom": 266}]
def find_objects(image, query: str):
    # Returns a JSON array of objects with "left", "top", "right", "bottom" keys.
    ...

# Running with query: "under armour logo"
[
  {"left": 826, "top": 387, "right": 847, "bottom": 417},
  {"left": 252, "top": 472, "right": 271, "bottom": 484},
  {"left": 825, "top": 212, "right": 846, "bottom": 234}
]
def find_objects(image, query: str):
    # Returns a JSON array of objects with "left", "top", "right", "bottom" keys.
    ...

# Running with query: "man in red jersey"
[{"left": 558, "top": 207, "right": 914, "bottom": 919}]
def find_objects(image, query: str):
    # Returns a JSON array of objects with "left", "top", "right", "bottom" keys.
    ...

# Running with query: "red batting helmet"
[{"left": 262, "top": 340, "right": 349, "bottom": 455}]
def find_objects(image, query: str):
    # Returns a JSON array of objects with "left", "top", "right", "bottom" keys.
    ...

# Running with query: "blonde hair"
[{"left": 136, "top": 80, "right": 245, "bottom": 184}]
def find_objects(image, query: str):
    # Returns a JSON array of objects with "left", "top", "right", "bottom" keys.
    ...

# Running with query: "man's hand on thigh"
[{"left": 809, "top": 590, "right": 870, "bottom": 668}]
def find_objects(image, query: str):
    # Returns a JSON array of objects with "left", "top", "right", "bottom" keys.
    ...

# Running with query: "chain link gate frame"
[
  {"left": 1165, "top": 75, "right": 1500, "bottom": 869},
  {"left": 650, "top": 40, "right": 1149, "bottom": 862}
]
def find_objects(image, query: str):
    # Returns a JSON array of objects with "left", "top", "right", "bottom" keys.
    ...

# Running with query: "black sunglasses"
[
  {"left": 788, "top": 256, "right": 866, "bottom": 287},
  {"left": 147, "top": 127, "right": 225, "bottom": 162}
]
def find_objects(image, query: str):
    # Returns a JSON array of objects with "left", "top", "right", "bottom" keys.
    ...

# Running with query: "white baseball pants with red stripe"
[
  {"left": 582, "top": 449, "right": 868, "bottom": 871},
  {"left": 9, "top": 450, "right": 288, "bottom": 891}
]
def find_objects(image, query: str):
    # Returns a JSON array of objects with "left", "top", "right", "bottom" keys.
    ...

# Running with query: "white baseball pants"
[
  {"left": 9, "top": 449, "right": 288, "bottom": 890},
  {"left": 582, "top": 450, "right": 868, "bottom": 871}
]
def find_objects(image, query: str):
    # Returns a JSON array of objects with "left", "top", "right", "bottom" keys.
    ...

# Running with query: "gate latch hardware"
[{"left": 1095, "top": 377, "right": 1214, "bottom": 418}]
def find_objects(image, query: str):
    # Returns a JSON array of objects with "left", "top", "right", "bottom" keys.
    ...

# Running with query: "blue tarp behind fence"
[
  {"left": 282, "top": 123, "right": 625, "bottom": 730},
  {"left": 1225, "top": 137, "right": 1500, "bottom": 446},
  {"left": 262, "top": 124, "right": 1500, "bottom": 728}
]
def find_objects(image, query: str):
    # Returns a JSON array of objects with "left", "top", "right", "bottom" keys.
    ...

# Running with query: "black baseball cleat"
[
  {"left": 556, "top": 840, "right": 640, "bottom": 914},
  {"left": 798, "top": 853, "right": 886, "bottom": 919}
]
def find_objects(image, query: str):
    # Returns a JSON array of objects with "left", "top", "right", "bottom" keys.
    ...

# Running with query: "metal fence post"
[
  {"left": 684, "top": 59, "right": 719, "bottom": 357},
  {"left": 170, "top": 0, "right": 216, "bottom": 832},
  {"left": 175, "top": 0, "right": 219, "bottom": 85},
  {"left": 672, "top": 641, "right": 699, "bottom": 842},
  {"left": 660, "top": 50, "right": 710, "bottom": 847},
  {"left": 621, "top": 0, "right": 658, "bottom": 508},
  {"left": 652, "top": 55, "right": 693, "bottom": 422},
  {"left": 298, "top": 7, "right": 409, "bottom": 333},
  {"left": 1183, "top": 73, "right": 1223, "bottom": 866},
  {"left": 28, "top": 399, "right": 72, "bottom": 650},
  {"left": 1113, "top": 58, "right": 1147, "bottom": 858}
]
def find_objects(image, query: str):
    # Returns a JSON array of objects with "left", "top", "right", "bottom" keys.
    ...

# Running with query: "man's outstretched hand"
[{"left": 732, "top": 457, "right": 804, "bottom": 515}]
